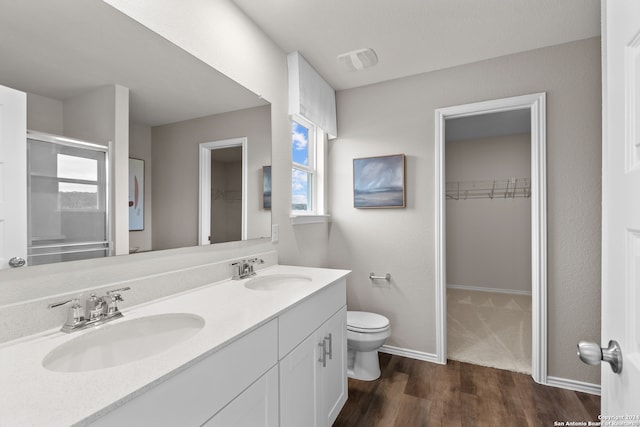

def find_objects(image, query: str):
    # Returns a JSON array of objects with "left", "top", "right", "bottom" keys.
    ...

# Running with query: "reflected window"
[{"left": 57, "top": 154, "right": 100, "bottom": 210}]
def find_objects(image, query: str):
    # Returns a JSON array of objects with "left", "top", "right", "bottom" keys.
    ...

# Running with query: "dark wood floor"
[{"left": 334, "top": 353, "right": 600, "bottom": 427}]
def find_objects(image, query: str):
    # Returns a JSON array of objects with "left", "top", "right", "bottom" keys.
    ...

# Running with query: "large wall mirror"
[{"left": 0, "top": 1, "right": 272, "bottom": 270}]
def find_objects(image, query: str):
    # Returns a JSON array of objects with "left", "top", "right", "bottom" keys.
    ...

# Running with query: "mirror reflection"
[{"left": 0, "top": 0, "right": 271, "bottom": 268}]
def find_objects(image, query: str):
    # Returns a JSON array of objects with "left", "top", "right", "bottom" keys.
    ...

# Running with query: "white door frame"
[
  {"left": 0, "top": 84, "right": 27, "bottom": 269},
  {"left": 198, "top": 137, "right": 248, "bottom": 245},
  {"left": 434, "top": 92, "right": 547, "bottom": 384}
]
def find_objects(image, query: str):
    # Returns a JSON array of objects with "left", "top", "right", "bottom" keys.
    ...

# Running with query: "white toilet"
[{"left": 346, "top": 311, "right": 391, "bottom": 381}]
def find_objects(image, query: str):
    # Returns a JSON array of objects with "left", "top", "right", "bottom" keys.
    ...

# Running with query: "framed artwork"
[
  {"left": 263, "top": 165, "right": 272, "bottom": 210},
  {"left": 129, "top": 158, "right": 144, "bottom": 230},
  {"left": 353, "top": 154, "right": 406, "bottom": 208}
]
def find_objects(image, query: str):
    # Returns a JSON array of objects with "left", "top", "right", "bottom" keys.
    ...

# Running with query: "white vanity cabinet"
[
  {"left": 279, "top": 278, "right": 348, "bottom": 427},
  {"left": 89, "top": 275, "right": 348, "bottom": 427}
]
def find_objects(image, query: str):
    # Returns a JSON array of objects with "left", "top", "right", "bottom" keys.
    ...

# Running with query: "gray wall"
[
  {"left": 26, "top": 93, "right": 63, "bottom": 135},
  {"left": 151, "top": 105, "right": 271, "bottom": 250},
  {"left": 328, "top": 37, "right": 602, "bottom": 385},
  {"left": 446, "top": 133, "right": 531, "bottom": 293}
]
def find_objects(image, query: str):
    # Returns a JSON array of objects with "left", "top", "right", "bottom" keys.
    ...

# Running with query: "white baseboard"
[
  {"left": 545, "top": 376, "right": 601, "bottom": 395},
  {"left": 447, "top": 283, "right": 532, "bottom": 296},
  {"left": 379, "top": 345, "right": 442, "bottom": 364}
]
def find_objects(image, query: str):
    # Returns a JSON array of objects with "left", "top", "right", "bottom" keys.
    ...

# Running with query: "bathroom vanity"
[{"left": 0, "top": 264, "right": 349, "bottom": 426}]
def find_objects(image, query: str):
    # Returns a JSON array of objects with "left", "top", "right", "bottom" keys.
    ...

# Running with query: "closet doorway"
[
  {"left": 434, "top": 93, "right": 547, "bottom": 384},
  {"left": 198, "top": 138, "right": 248, "bottom": 245},
  {"left": 446, "top": 110, "right": 532, "bottom": 374}
]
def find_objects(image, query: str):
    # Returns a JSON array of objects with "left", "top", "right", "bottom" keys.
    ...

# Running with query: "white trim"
[
  {"left": 546, "top": 376, "right": 601, "bottom": 396},
  {"left": 198, "top": 138, "right": 248, "bottom": 246},
  {"left": 289, "top": 214, "right": 331, "bottom": 225},
  {"left": 447, "top": 283, "right": 532, "bottom": 296},
  {"left": 379, "top": 345, "right": 441, "bottom": 364},
  {"left": 434, "top": 93, "right": 547, "bottom": 385}
]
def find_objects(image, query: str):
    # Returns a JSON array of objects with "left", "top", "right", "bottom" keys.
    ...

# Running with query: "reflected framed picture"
[
  {"left": 129, "top": 158, "right": 144, "bottom": 230},
  {"left": 263, "top": 165, "right": 272, "bottom": 210},
  {"left": 353, "top": 154, "right": 406, "bottom": 208}
]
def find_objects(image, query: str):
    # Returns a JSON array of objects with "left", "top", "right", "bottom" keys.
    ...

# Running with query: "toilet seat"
[{"left": 347, "top": 311, "right": 390, "bottom": 333}]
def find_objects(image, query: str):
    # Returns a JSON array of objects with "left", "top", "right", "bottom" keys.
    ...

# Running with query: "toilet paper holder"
[{"left": 369, "top": 272, "right": 391, "bottom": 281}]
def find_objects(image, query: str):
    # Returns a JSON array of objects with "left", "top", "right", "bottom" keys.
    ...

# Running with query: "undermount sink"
[
  {"left": 244, "top": 273, "right": 312, "bottom": 291},
  {"left": 42, "top": 313, "right": 205, "bottom": 372}
]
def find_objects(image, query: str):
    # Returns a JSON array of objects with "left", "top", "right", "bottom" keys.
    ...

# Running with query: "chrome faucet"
[
  {"left": 230, "top": 258, "right": 264, "bottom": 280},
  {"left": 48, "top": 287, "right": 131, "bottom": 333}
]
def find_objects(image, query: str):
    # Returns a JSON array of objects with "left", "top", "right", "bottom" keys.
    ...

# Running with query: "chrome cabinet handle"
[
  {"left": 318, "top": 341, "right": 327, "bottom": 367},
  {"left": 324, "top": 333, "right": 333, "bottom": 360},
  {"left": 577, "top": 340, "right": 623, "bottom": 374},
  {"left": 8, "top": 257, "right": 26, "bottom": 268}
]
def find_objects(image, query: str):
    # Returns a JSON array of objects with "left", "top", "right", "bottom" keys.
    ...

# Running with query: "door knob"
[
  {"left": 577, "top": 340, "right": 623, "bottom": 374},
  {"left": 8, "top": 257, "right": 26, "bottom": 268}
]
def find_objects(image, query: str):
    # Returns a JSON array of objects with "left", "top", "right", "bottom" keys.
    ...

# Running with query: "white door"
[
  {"left": 0, "top": 84, "right": 27, "bottom": 270},
  {"left": 599, "top": 0, "right": 640, "bottom": 414}
]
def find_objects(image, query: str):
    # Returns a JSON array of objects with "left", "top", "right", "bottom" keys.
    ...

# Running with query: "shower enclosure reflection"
[{"left": 27, "top": 132, "right": 110, "bottom": 265}]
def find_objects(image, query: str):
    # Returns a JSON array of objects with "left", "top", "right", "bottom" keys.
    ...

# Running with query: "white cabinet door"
[
  {"left": 279, "top": 332, "right": 320, "bottom": 427},
  {"left": 204, "top": 365, "right": 278, "bottom": 427},
  {"left": 0, "top": 84, "right": 27, "bottom": 270},
  {"left": 317, "top": 307, "right": 347, "bottom": 427},
  {"left": 280, "top": 306, "right": 347, "bottom": 427}
]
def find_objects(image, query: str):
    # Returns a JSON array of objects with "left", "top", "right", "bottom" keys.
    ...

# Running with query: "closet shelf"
[
  {"left": 212, "top": 189, "right": 242, "bottom": 201},
  {"left": 446, "top": 178, "right": 531, "bottom": 200}
]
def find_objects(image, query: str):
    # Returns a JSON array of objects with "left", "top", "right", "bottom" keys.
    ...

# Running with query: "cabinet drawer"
[
  {"left": 278, "top": 278, "right": 346, "bottom": 358},
  {"left": 90, "top": 319, "right": 278, "bottom": 427}
]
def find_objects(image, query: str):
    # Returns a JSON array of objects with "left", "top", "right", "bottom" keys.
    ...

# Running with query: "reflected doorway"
[{"left": 198, "top": 138, "right": 247, "bottom": 245}]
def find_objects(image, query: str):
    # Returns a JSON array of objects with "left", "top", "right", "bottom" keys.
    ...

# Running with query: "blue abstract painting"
[
  {"left": 353, "top": 154, "right": 405, "bottom": 208},
  {"left": 263, "top": 166, "right": 272, "bottom": 210}
]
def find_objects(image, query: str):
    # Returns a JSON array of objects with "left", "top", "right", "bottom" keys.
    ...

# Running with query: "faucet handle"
[
  {"left": 48, "top": 298, "right": 85, "bottom": 331},
  {"left": 107, "top": 286, "right": 131, "bottom": 295},
  {"left": 230, "top": 260, "right": 244, "bottom": 280},
  {"left": 106, "top": 293, "right": 125, "bottom": 318},
  {"left": 110, "top": 293, "right": 124, "bottom": 302},
  {"left": 48, "top": 298, "right": 77, "bottom": 309}
]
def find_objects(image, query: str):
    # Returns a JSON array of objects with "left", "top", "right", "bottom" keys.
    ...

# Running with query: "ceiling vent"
[{"left": 337, "top": 48, "right": 378, "bottom": 71}]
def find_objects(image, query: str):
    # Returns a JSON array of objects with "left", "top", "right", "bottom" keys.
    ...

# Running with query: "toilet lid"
[{"left": 347, "top": 311, "right": 390, "bottom": 331}]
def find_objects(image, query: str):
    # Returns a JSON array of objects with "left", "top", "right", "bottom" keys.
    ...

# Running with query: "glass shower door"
[{"left": 27, "top": 132, "right": 110, "bottom": 265}]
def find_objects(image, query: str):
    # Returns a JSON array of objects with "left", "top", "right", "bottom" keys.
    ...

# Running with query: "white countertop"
[{"left": 0, "top": 265, "right": 350, "bottom": 427}]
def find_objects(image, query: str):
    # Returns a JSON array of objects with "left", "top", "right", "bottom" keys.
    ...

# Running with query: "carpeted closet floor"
[{"left": 447, "top": 288, "right": 532, "bottom": 374}]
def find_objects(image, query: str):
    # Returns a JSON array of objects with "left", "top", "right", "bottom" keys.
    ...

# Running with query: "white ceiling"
[
  {"left": 233, "top": 0, "right": 601, "bottom": 91},
  {"left": 0, "top": 0, "right": 267, "bottom": 127},
  {"left": 446, "top": 109, "right": 531, "bottom": 142}
]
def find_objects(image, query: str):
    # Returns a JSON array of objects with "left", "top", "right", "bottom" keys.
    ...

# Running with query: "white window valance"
[{"left": 287, "top": 52, "right": 337, "bottom": 138}]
